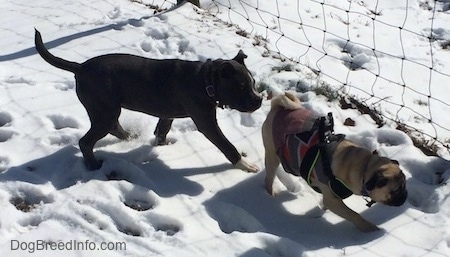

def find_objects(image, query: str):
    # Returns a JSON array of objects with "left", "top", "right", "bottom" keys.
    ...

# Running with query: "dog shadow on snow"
[
  {"left": 2, "top": 141, "right": 440, "bottom": 252},
  {"left": 204, "top": 171, "right": 409, "bottom": 252},
  {"left": 0, "top": 14, "right": 160, "bottom": 62},
  {"left": 0, "top": 144, "right": 230, "bottom": 198}
]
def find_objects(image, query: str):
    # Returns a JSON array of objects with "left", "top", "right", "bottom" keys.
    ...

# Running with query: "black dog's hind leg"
[
  {"left": 154, "top": 118, "right": 173, "bottom": 145},
  {"left": 79, "top": 124, "right": 110, "bottom": 170},
  {"left": 110, "top": 122, "right": 131, "bottom": 140},
  {"left": 79, "top": 99, "right": 122, "bottom": 170}
]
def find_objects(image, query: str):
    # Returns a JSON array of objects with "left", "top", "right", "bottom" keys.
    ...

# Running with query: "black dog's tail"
[{"left": 35, "top": 29, "right": 80, "bottom": 73}]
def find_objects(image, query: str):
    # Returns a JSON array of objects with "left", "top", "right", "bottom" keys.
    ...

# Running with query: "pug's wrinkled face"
[{"left": 366, "top": 162, "right": 408, "bottom": 206}]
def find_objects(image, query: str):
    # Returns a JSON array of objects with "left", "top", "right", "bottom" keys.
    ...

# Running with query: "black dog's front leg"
[
  {"left": 196, "top": 118, "right": 241, "bottom": 165},
  {"left": 154, "top": 118, "right": 174, "bottom": 145},
  {"left": 190, "top": 110, "right": 259, "bottom": 172},
  {"left": 189, "top": 109, "right": 241, "bottom": 165}
]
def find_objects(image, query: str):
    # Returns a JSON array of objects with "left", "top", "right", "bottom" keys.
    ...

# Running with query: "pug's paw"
[{"left": 355, "top": 219, "right": 379, "bottom": 233}]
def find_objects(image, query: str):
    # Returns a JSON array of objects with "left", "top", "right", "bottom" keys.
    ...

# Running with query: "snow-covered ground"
[{"left": 0, "top": 0, "right": 449, "bottom": 256}]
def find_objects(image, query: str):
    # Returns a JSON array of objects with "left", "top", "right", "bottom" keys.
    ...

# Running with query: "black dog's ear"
[
  {"left": 220, "top": 62, "right": 236, "bottom": 78},
  {"left": 391, "top": 159, "right": 400, "bottom": 165},
  {"left": 232, "top": 50, "right": 247, "bottom": 65}
]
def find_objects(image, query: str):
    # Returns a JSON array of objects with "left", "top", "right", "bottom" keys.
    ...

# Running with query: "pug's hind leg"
[
  {"left": 276, "top": 169, "right": 302, "bottom": 193},
  {"left": 264, "top": 152, "right": 280, "bottom": 196}
]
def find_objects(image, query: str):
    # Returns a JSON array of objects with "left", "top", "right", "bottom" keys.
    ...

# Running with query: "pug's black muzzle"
[{"left": 386, "top": 185, "right": 408, "bottom": 206}]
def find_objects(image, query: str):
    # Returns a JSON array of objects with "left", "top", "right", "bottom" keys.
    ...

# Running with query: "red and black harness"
[{"left": 276, "top": 112, "right": 354, "bottom": 199}]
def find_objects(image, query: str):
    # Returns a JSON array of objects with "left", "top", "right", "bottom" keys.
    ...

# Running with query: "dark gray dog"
[{"left": 35, "top": 30, "right": 262, "bottom": 171}]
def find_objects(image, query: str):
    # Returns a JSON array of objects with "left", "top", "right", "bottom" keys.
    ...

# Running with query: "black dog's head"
[
  {"left": 365, "top": 159, "right": 408, "bottom": 206},
  {"left": 211, "top": 50, "right": 262, "bottom": 112}
]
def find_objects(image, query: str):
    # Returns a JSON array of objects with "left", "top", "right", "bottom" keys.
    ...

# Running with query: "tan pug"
[{"left": 262, "top": 92, "right": 407, "bottom": 232}]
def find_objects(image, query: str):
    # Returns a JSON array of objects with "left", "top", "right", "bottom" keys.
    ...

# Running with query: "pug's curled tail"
[
  {"left": 271, "top": 92, "right": 301, "bottom": 110},
  {"left": 34, "top": 29, "right": 80, "bottom": 73}
]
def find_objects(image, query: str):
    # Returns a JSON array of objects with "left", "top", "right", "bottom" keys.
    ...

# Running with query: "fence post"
[{"left": 177, "top": 0, "right": 200, "bottom": 8}]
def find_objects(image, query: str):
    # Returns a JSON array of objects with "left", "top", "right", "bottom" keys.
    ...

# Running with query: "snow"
[{"left": 0, "top": 0, "right": 449, "bottom": 256}]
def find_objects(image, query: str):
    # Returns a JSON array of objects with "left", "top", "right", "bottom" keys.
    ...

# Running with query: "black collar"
[
  {"left": 361, "top": 158, "right": 372, "bottom": 197},
  {"left": 202, "top": 60, "right": 224, "bottom": 109},
  {"left": 361, "top": 156, "right": 377, "bottom": 207}
]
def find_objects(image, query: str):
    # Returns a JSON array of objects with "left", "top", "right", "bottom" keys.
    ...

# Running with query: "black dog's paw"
[
  {"left": 152, "top": 136, "right": 177, "bottom": 146},
  {"left": 85, "top": 159, "right": 103, "bottom": 171},
  {"left": 128, "top": 133, "right": 139, "bottom": 140},
  {"left": 153, "top": 136, "right": 166, "bottom": 146}
]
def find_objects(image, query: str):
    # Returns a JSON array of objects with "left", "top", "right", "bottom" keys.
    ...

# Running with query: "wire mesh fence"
[{"left": 204, "top": 0, "right": 450, "bottom": 158}]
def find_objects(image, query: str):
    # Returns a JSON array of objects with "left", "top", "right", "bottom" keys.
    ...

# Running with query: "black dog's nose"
[{"left": 247, "top": 95, "right": 262, "bottom": 112}]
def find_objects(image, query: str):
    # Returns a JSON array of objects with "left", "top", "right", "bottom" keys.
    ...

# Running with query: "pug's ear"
[
  {"left": 391, "top": 159, "right": 400, "bottom": 165},
  {"left": 376, "top": 177, "right": 388, "bottom": 188},
  {"left": 365, "top": 171, "right": 388, "bottom": 190},
  {"left": 365, "top": 174, "right": 378, "bottom": 191}
]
